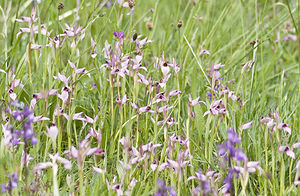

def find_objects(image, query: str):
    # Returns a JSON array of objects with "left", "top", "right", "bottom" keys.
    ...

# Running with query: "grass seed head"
[
  {"left": 133, "top": 33, "right": 138, "bottom": 41},
  {"left": 129, "top": 0, "right": 135, "bottom": 8},
  {"left": 58, "top": 2, "right": 64, "bottom": 10},
  {"left": 198, "top": 17, "right": 204, "bottom": 21},
  {"left": 146, "top": 22, "right": 153, "bottom": 31},
  {"left": 177, "top": 20, "right": 183, "bottom": 28}
]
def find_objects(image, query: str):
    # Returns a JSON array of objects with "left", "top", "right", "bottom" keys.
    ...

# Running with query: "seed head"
[
  {"left": 128, "top": 0, "right": 135, "bottom": 8},
  {"left": 284, "top": 22, "right": 292, "bottom": 31},
  {"left": 58, "top": 3, "right": 64, "bottom": 10},
  {"left": 146, "top": 22, "right": 153, "bottom": 31},
  {"left": 249, "top": 39, "right": 259, "bottom": 46},
  {"left": 133, "top": 33, "right": 138, "bottom": 41},
  {"left": 177, "top": 20, "right": 183, "bottom": 28}
]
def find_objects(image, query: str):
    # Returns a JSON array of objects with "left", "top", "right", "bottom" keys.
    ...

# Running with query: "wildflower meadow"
[{"left": 0, "top": 0, "right": 299, "bottom": 195}]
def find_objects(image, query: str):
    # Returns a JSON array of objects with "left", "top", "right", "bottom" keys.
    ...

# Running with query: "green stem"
[
  {"left": 79, "top": 165, "right": 85, "bottom": 196},
  {"left": 109, "top": 75, "right": 115, "bottom": 151},
  {"left": 264, "top": 128, "right": 268, "bottom": 194},
  {"left": 136, "top": 114, "right": 139, "bottom": 147},
  {"left": 177, "top": 171, "right": 181, "bottom": 196},
  {"left": 53, "top": 165, "right": 59, "bottom": 196}
]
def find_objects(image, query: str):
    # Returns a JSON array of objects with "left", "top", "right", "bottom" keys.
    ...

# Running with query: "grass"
[{"left": 0, "top": 0, "right": 299, "bottom": 195}]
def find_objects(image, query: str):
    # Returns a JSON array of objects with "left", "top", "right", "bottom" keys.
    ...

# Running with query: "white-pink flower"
[
  {"left": 47, "top": 125, "right": 58, "bottom": 142},
  {"left": 93, "top": 166, "right": 106, "bottom": 174},
  {"left": 240, "top": 122, "right": 253, "bottom": 130},
  {"left": 279, "top": 145, "right": 295, "bottom": 159},
  {"left": 57, "top": 89, "right": 69, "bottom": 103}
]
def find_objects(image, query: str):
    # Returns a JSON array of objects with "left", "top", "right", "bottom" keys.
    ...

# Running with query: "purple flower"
[
  {"left": 104, "top": 0, "right": 113, "bottom": 8},
  {"left": 218, "top": 128, "right": 246, "bottom": 162},
  {"left": 1, "top": 173, "right": 18, "bottom": 194},
  {"left": 31, "top": 137, "right": 38, "bottom": 145},
  {"left": 188, "top": 170, "right": 213, "bottom": 195},
  {"left": 104, "top": 0, "right": 121, "bottom": 7},
  {"left": 114, "top": 31, "right": 119, "bottom": 37},
  {"left": 228, "top": 128, "right": 241, "bottom": 144},
  {"left": 119, "top": 32, "right": 124, "bottom": 38},
  {"left": 207, "top": 92, "right": 215, "bottom": 100},
  {"left": 5, "top": 101, "right": 38, "bottom": 146},
  {"left": 218, "top": 128, "right": 248, "bottom": 195},
  {"left": 222, "top": 168, "right": 240, "bottom": 194},
  {"left": 113, "top": 31, "right": 125, "bottom": 39},
  {"left": 154, "top": 179, "right": 176, "bottom": 196}
]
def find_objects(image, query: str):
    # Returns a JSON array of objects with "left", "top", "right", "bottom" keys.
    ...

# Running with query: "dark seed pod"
[
  {"left": 128, "top": 0, "right": 135, "bottom": 8},
  {"left": 58, "top": 2, "right": 64, "bottom": 10},
  {"left": 249, "top": 39, "right": 260, "bottom": 46},
  {"left": 177, "top": 20, "right": 183, "bottom": 28},
  {"left": 146, "top": 22, "right": 153, "bottom": 31},
  {"left": 133, "top": 33, "right": 138, "bottom": 41}
]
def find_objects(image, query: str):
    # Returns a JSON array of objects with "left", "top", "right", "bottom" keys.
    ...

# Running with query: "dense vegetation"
[{"left": 0, "top": 0, "right": 299, "bottom": 195}]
